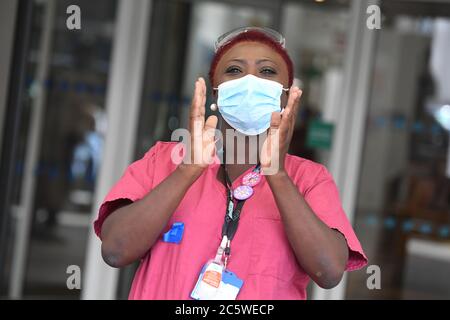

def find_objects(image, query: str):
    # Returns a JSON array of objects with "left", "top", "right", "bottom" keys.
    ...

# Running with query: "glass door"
[
  {"left": 347, "top": 0, "right": 450, "bottom": 299},
  {"left": 0, "top": 0, "right": 118, "bottom": 299}
]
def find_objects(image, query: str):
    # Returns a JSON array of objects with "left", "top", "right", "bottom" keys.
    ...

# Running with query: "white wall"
[
  {"left": 282, "top": 4, "right": 350, "bottom": 72},
  {"left": 430, "top": 18, "right": 450, "bottom": 102},
  {"left": 357, "top": 29, "right": 429, "bottom": 213}
]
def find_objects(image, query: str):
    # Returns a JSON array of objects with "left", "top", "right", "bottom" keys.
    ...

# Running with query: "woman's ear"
[
  {"left": 212, "top": 88, "right": 218, "bottom": 99},
  {"left": 210, "top": 86, "right": 218, "bottom": 111}
]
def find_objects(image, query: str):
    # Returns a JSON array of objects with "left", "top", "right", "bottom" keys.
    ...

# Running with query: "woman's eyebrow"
[
  {"left": 226, "top": 58, "right": 277, "bottom": 65},
  {"left": 227, "top": 58, "right": 247, "bottom": 65},
  {"left": 256, "top": 59, "right": 276, "bottom": 65}
]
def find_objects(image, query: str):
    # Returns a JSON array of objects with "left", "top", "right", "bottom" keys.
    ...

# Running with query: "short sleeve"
[
  {"left": 93, "top": 142, "right": 159, "bottom": 239},
  {"left": 303, "top": 166, "right": 368, "bottom": 271}
]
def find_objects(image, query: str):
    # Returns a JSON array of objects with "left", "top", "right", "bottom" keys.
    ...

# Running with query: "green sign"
[{"left": 306, "top": 120, "right": 334, "bottom": 150}]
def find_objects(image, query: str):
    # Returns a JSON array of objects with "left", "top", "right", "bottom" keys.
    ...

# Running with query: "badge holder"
[{"left": 190, "top": 236, "right": 243, "bottom": 300}]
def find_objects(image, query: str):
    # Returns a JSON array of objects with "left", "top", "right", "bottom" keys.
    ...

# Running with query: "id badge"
[
  {"left": 191, "top": 261, "right": 243, "bottom": 300},
  {"left": 213, "top": 269, "right": 243, "bottom": 300}
]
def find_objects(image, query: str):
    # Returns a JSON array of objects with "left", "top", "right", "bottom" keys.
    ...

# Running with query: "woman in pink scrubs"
[{"left": 94, "top": 27, "right": 367, "bottom": 300}]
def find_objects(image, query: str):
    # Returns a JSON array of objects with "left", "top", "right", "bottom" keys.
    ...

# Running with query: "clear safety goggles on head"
[{"left": 214, "top": 26, "right": 286, "bottom": 53}]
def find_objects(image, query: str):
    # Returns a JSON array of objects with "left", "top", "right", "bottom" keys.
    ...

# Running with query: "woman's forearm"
[
  {"left": 100, "top": 164, "right": 203, "bottom": 268},
  {"left": 266, "top": 171, "right": 349, "bottom": 289}
]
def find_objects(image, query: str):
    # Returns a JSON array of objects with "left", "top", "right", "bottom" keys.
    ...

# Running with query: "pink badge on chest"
[
  {"left": 242, "top": 171, "right": 261, "bottom": 187},
  {"left": 233, "top": 185, "right": 254, "bottom": 200}
]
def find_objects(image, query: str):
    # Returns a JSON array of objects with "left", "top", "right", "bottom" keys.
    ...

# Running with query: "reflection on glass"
[
  {"left": 347, "top": 4, "right": 450, "bottom": 299},
  {"left": 4, "top": 0, "right": 117, "bottom": 299},
  {"left": 282, "top": 2, "right": 350, "bottom": 165}
]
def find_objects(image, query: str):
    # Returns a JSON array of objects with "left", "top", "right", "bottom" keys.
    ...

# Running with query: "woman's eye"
[
  {"left": 260, "top": 67, "right": 276, "bottom": 75},
  {"left": 225, "top": 66, "right": 242, "bottom": 74}
]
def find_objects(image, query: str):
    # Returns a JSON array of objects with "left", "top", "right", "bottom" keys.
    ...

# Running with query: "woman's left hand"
[{"left": 260, "top": 86, "right": 302, "bottom": 176}]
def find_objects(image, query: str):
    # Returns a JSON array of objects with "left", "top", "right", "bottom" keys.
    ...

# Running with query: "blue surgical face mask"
[{"left": 215, "top": 74, "right": 288, "bottom": 136}]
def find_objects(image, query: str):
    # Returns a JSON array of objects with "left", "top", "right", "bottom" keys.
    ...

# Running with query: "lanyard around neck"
[{"left": 220, "top": 163, "right": 261, "bottom": 242}]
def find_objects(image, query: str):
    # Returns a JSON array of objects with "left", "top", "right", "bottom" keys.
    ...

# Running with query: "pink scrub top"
[{"left": 94, "top": 141, "right": 367, "bottom": 300}]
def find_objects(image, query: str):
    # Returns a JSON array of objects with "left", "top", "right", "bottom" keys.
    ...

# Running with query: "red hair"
[{"left": 208, "top": 30, "right": 294, "bottom": 88}]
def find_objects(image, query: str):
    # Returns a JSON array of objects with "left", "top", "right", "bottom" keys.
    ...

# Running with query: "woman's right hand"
[
  {"left": 102, "top": 78, "right": 217, "bottom": 267},
  {"left": 179, "top": 77, "right": 218, "bottom": 177}
]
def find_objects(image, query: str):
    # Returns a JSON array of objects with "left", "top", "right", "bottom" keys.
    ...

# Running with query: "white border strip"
[
  {"left": 407, "top": 238, "right": 450, "bottom": 263},
  {"left": 312, "top": 0, "right": 379, "bottom": 300},
  {"left": 82, "top": 0, "right": 152, "bottom": 300}
]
